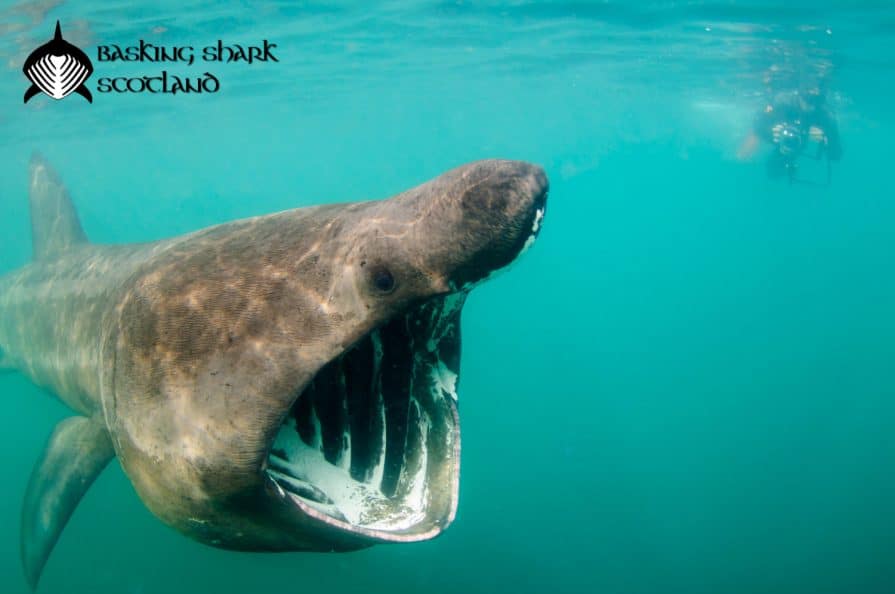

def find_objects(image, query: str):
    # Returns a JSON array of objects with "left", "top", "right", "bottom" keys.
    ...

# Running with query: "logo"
[{"left": 23, "top": 21, "right": 93, "bottom": 104}]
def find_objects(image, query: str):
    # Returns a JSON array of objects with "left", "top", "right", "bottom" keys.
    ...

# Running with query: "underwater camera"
[
  {"left": 769, "top": 122, "right": 832, "bottom": 186},
  {"left": 777, "top": 122, "right": 804, "bottom": 156}
]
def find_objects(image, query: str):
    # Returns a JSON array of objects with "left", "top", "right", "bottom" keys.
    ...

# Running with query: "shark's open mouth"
[{"left": 265, "top": 294, "right": 465, "bottom": 540}]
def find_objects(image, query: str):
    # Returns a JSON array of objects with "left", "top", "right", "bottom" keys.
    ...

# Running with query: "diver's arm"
[
  {"left": 752, "top": 107, "right": 776, "bottom": 143},
  {"left": 810, "top": 109, "right": 842, "bottom": 161},
  {"left": 824, "top": 117, "right": 842, "bottom": 161},
  {"left": 737, "top": 132, "right": 760, "bottom": 160},
  {"left": 738, "top": 107, "right": 775, "bottom": 159}
]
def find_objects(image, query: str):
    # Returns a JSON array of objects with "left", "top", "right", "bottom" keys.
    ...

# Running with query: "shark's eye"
[{"left": 372, "top": 268, "right": 396, "bottom": 294}]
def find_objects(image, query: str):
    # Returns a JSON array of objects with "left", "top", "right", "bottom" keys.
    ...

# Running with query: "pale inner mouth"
[{"left": 266, "top": 295, "right": 464, "bottom": 534}]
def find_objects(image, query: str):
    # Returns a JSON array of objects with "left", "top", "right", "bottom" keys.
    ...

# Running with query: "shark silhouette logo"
[{"left": 23, "top": 21, "right": 93, "bottom": 104}]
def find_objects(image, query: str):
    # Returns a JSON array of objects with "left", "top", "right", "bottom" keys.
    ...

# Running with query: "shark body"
[{"left": 0, "top": 155, "right": 548, "bottom": 589}]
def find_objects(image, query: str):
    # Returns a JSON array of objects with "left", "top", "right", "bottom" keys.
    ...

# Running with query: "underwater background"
[{"left": 1, "top": 1, "right": 893, "bottom": 592}]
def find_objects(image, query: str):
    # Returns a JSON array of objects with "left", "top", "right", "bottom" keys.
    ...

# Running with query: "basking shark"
[{"left": 0, "top": 155, "right": 548, "bottom": 588}]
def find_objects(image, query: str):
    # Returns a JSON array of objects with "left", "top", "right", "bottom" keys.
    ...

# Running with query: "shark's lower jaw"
[{"left": 265, "top": 294, "right": 465, "bottom": 541}]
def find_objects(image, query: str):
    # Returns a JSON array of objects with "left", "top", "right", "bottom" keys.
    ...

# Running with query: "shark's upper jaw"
[{"left": 263, "top": 293, "right": 465, "bottom": 542}]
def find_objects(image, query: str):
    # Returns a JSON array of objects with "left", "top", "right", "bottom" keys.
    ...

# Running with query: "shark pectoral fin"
[
  {"left": 21, "top": 416, "right": 114, "bottom": 590},
  {"left": 23, "top": 84, "right": 40, "bottom": 104},
  {"left": 29, "top": 154, "right": 89, "bottom": 261},
  {"left": 74, "top": 85, "right": 93, "bottom": 103}
]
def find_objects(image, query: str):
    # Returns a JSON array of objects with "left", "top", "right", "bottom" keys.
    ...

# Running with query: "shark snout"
[
  {"left": 460, "top": 160, "right": 547, "bottom": 232},
  {"left": 432, "top": 159, "right": 549, "bottom": 289}
]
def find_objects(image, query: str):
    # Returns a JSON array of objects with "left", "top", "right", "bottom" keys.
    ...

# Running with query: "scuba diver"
[{"left": 739, "top": 83, "right": 842, "bottom": 185}]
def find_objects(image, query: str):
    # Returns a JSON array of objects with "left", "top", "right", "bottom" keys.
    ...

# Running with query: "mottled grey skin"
[{"left": 0, "top": 155, "right": 548, "bottom": 588}]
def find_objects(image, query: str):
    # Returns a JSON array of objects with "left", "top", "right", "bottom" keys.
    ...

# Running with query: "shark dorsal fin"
[{"left": 29, "top": 154, "right": 89, "bottom": 261}]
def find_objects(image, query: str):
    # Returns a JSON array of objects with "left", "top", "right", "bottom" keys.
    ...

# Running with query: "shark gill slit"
[
  {"left": 277, "top": 312, "right": 420, "bottom": 499},
  {"left": 267, "top": 296, "right": 460, "bottom": 529}
]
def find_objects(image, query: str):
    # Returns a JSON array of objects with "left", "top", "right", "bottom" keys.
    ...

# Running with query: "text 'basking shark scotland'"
[{"left": 0, "top": 155, "right": 548, "bottom": 589}]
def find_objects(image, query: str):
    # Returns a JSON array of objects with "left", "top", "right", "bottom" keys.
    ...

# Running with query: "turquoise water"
[{"left": 1, "top": 1, "right": 894, "bottom": 592}]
